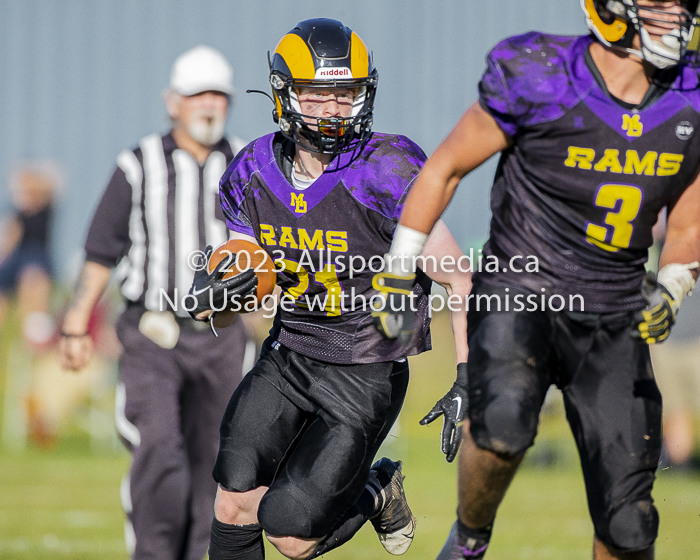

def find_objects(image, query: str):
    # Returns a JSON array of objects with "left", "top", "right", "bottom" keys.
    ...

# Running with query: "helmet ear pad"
[{"left": 583, "top": 0, "right": 636, "bottom": 48}]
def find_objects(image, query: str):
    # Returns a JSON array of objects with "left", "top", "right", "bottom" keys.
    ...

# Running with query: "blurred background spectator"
[
  {"left": 0, "top": 159, "right": 121, "bottom": 451},
  {"left": 0, "top": 160, "right": 62, "bottom": 350}
]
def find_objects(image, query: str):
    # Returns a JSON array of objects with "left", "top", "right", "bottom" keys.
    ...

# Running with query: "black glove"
[
  {"left": 632, "top": 272, "right": 678, "bottom": 344},
  {"left": 420, "top": 362, "right": 468, "bottom": 463},
  {"left": 371, "top": 271, "right": 417, "bottom": 345},
  {"left": 188, "top": 245, "right": 258, "bottom": 321}
]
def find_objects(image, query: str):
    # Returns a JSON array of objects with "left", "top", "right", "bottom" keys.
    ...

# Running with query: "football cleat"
[
  {"left": 368, "top": 457, "right": 416, "bottom": 555},
  {"left": 435, "top": 522, "right": 488, "bottom": 560}
]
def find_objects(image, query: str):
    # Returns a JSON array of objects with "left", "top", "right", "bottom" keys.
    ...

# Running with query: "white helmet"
[{"left": 169, "top": 45, "right": 234, "bottom": 96}]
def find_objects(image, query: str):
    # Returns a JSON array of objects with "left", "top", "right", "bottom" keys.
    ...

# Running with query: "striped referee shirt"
[{"left": 85, "top": 132, "right": 245, "bottom": 313}]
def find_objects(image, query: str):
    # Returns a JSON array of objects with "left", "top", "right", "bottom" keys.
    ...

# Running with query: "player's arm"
[
  {"left": 373, "top": 103, "right": 509, "bottom": 342},
  {"left": 659, "top": 170, "right": 700, "bottom": 272},
  {"left": 414, "top": 221, "right": 473, "bottom": 462},
  {"left": 60, "top": 166, "right": 132, "bottom": 370},
  {"left": 634, "top": 169, "right": 700, "bottom": 343},
  {"left": 59, "top": 260, "right": 112, "bottom": 370},
  {"left": 419, "top": 220, "right": 470, "bottom": 363},
  {"left": 399, "top": 101, "right": 511, "bottom": 236},
  {"left": 379, "top": 103, "right": 508, "bottom": 460}
]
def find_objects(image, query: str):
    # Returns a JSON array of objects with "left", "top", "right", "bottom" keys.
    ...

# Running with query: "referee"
[{"left": 59, "top": 45, "right": 252, "bottom": 560}]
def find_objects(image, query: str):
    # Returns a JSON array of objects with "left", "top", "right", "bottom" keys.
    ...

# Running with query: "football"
[{"left": 207, "top": 239, "right": 277, "bottom": 309}]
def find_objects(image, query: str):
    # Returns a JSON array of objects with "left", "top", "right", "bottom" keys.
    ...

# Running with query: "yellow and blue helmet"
[
  {"left": 269, "top": 18, "right": 378, "bottom": 154},
  {"left": 581, "top": 0, "right": 700, "bottom": 68}
]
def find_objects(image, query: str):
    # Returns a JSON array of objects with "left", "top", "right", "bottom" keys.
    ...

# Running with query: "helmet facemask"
[{"left": 271, "top": 75, "right": 377, "bottom": 154}]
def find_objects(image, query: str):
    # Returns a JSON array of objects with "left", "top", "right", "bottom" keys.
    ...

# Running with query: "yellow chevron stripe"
[
  {"left": 274, "top": 33, "right": 315, "bottom": 79},
  {"left": 350, "top": 32, "right": 369, "bottom": 78}
]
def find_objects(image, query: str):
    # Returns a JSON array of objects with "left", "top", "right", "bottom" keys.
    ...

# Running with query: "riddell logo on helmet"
[{"left": 315, "top": 67, "right": 352, "bottom": 79}]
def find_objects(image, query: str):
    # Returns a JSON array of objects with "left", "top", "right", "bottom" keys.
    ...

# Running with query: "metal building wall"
[{"left": 0, "top": 0, "right": 586, "bottom": 275}]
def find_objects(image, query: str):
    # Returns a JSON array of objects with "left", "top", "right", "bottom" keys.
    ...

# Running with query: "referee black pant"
[{"left": 115, "top": 307, "right": 250, "bottom": 560}]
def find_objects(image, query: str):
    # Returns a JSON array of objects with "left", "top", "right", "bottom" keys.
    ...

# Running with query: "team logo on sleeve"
[
  {"left": 676, "top": 121, "right": 694, "bottom": 140},
  {"left": 622, "top": 114, "right": 643, "bottom": 137},
  {"left": 291, "top": 193, "right": 307, "bottom": 214}
]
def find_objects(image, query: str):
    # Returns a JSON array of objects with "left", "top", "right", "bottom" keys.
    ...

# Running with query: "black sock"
[
  {"left": 209, "top": 518, "right": 265, "bottom": 560},
  {"left": 311, "top": 488, "right": 376, "bottom": 557},
  {"left": 436, "top": 520, "right": 492, "bottom": 560},
  {"left": 456, "top": 518, "right": 492, "bottom": 556}
]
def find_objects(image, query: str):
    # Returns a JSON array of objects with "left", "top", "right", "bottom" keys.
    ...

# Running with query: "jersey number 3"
[{"left": 585, "top": 184, "right": 642, "bottom": 252}]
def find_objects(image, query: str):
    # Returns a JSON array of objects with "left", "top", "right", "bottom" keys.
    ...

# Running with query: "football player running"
[
  {"left": 372, "top": 1, "right": 700, "bottom": 559},
  {"left": 193, "top": 19, "right": 470, "bottom": 560}
]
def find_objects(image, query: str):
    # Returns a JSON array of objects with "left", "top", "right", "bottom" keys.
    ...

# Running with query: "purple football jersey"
[
  {"left": 219, "top": 132, "right": 432, "bottom": 364},
  {"left": 478, "top": 32, "right": 700, "bottom": 312}
]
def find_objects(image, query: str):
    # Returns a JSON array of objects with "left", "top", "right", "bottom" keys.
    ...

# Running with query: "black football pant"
[
  {"left": 213, "top": 343, "right": 409, "bottom": 538},
  {"left": 467, "top": 284, "right": 662, "bottom": 553},
  {"left": 116, "top": 307, "right": 249, "bottom": 560}
]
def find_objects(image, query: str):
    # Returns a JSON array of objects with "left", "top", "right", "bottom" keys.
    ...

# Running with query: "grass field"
[{"left": 1, "top": 313, "right": 699, "bottom": 559}]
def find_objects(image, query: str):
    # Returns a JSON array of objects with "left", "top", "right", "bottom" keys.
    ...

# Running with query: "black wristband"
[
  {"left": 60, "top": 332, "right": 89, "bottom": 338},
  {"left": 456, "top": 362, "right": 468, "bottom": 387}
]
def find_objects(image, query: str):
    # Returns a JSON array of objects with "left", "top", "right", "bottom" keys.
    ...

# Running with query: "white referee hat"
[{"left": 169, "top": 45, "right": 234, "bottom": 97}]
